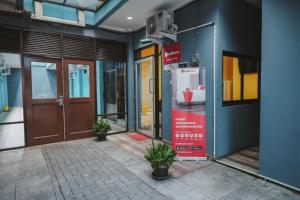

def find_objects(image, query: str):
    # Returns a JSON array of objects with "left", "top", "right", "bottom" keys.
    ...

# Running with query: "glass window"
[
  {"left": 97, "top": 115, "right": 127, "bottom": 134},
  {"left": 222, "top": 53, "right": 259, "bottom": 105},
  {"left": 68, "top": 64, "right": 90, "bottom": 98},
  {"left": 0, "top": 53, "right": 23, "bottom": 123},
  {"left": 0, "top": 53, "right": 25, "bottom": 150},
  {"left": 96, "top": 60, "right": 127, "bottom": 134},
  {"left": 32, "top": 62, "right": 57, "bottom": 99}
]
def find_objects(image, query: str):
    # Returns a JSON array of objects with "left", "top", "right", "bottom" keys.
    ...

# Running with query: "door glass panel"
[
  {"left": 137, "top": 60, "right": 153, "bottom": 134},
  {"left": 68, "top": 64, "right": 90, "bottom": 98},
  {"left": 31, "top": 62, "right": 57, "bottom": 99}
]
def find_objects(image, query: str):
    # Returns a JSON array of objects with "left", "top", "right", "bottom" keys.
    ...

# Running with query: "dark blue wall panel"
[
  {"left": 260, "top": 0, "right": 300, "bottom": 189},
  {"left": 127, "top": 35, "right": 135, "bottom": 130},
  {"left": 216, "top": 0, "right": 261, "bottom": 158},
  {"left": 131, "top": 0, "right": 217, "bottom": 155}
]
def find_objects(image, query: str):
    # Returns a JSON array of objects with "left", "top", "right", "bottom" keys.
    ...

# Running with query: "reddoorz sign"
[{"left": 163, "top": 43, "right": 182, "bottom": 65}]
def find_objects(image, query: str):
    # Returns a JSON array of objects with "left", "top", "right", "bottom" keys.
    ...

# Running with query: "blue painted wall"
[
  {"left": 260, "top": 0, "right": 300, "bottom": 189},
  {"left": 7, "top": 68, "right": 23, "bottom": 107},
  {"left": 43, "top": 2, "right": 78, "bottom": 22},
  {"left": 168, "top": 0, "right": 217, "bottom": 153},
  {"left": 215, "top": 0, "right": 261, "bottom": 158},
  {"left": 127, "top": 34, "right": 135, "bottom": 130},
  {"left": 96, "top": 61, "right": 104, "bottom": 115},
  {"left": 130, "top": 0, "right": 261, "bottom": 158},
  {"left": 130, "top": 0, "right": 218, "bottom": 155}
]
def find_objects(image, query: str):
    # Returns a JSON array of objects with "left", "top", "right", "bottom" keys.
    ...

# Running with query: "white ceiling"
[{"left": 100, "top": 0, "right": 195, "bottom": 32}]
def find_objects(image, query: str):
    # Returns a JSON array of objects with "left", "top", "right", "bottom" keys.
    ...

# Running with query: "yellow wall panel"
[
  {"left": 141, "top": 46, "right": 155, "bottom": 58},
  {"left": 232, "top": 58, "right": 241, "bottom": 101},
  {"left": 244, "top": 73, "right": 258, "bottom": 99}
]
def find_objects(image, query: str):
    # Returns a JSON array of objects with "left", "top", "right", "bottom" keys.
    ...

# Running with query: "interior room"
[
  {"left": 0, "top": 53, "right": 25, "bottom": 150},
  {"left": 96, "top": 60, "right": 127, "bottom": 133}
]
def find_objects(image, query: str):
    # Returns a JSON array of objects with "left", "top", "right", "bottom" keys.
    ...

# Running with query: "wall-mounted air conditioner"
[{"left": 146, "top": 10, "right": 178, "bottom": 41}]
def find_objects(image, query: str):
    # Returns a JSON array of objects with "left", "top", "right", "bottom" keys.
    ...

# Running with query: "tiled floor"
[{"left": 0, "top": 135, "right": 299, "bottom": 200}]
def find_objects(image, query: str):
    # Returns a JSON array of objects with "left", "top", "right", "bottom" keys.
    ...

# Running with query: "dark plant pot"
[
  {"left": 97, "top": 134, "right": 106, "bottom": 141},
  {"left": 152, "top": 166, "right": 170, "bottom": 180}
]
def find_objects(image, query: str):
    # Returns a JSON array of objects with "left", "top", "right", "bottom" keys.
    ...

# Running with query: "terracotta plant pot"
[
  {"left": 152, "top": 166, "right": 170, "bottom": 180},
  {"left": 183, "top": 89, "right": 193, "bottom": 103}
]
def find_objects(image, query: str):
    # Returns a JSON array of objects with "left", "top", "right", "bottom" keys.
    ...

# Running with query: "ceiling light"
[{"left": 127, "top": 16, "right": 133, "bottom": 20}]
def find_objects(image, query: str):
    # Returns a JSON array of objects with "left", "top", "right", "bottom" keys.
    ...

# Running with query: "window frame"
[{"left": 222, "top": 51, "right": 261, "bottom": 107}]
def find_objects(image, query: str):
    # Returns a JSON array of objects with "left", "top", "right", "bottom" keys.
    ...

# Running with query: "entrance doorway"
[
  {"left": 135, "top": 57, "right": 155, "bottom": 137},
  {"left": 217, "top": 52, "right": 260, "bottom": 174},
  {"left": 24, "top": 56, "right": 95, "bottom": 146}
]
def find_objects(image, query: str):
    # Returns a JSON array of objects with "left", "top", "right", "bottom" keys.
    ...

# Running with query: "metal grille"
[
  {"left": 0, "top": 27, "right": 20, "bottom": 52},
  {"left": 63, "top": 36, "right": 95, "bottom": 60},
  {"left": 23, "top": 31, "right": 62, "bottom": 58},
  {"left": 96, "top": 40, "right": 126, "bottom": 61}
]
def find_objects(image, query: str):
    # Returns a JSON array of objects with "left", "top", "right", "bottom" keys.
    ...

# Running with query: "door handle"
[
  {"left": 149, "top": 79, "right": 155, "bottom": 94},
  {"left": 149, "top": 79, "right": 154, "bottom": 94},
  {"left": 56, "top": 96, "right": 64, "bottom": 106},
  {"left": 149, "top": 79, "right": 152, "bottom": 94}
]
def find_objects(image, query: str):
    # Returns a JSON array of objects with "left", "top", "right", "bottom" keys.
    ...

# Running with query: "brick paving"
[
  {"left": 42, "top": 139, "right": 169, "bottom": 200},
  {"left": 0, "top": 137, "right": 299, "bottom": 200}
]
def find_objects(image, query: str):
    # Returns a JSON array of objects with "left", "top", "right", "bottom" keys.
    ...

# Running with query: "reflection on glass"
[
  {"left": 31, "top": 62, "right": 57, "bottom": 99},
  {"left": 0, "top": 53, "right": 23, "bottom": 123},
  {"left": 96, "top": 61, "right": 126, "bottom": 115},
  {"left": 97, "top": 115, "right": 126, "bottom": 134},
  {"left": 137, "top": 61, "right": 153, "bottom": 132},
  {"left": 0, "top": 123, "right": 25, "bottom": 150},
  {"left": 68, "top": 64, "right": 90, "bottom": 98}
]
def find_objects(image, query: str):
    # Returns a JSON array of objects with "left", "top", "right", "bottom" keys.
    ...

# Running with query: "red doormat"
[{"left": 128, "top": 133, "right": 151, "bottom": 141}]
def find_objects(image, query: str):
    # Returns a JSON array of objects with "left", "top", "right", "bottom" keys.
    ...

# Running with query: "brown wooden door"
[
  {"left": 63, "top": 59, "right": 96, "bottom": 140},
  {"left": 24, "top": 56, "right": 64, "bottom": 146}
]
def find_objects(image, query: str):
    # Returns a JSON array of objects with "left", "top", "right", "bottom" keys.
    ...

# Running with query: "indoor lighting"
[{"left": 127, "top": 16, "right": 133, "bottom": 20}]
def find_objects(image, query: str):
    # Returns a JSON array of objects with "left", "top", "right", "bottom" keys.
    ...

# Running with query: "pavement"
[{"left": 0, "top": 136, "right": 299, "bottom": 200}]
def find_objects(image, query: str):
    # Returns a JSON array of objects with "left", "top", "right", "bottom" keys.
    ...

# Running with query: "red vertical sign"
[{"left": 164, "top": 43, "right": 207, "bottom": 159}]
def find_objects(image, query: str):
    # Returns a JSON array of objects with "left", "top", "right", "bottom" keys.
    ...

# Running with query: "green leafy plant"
[
  {"left": 144, "top": 140, "right": 177, "bottom": 170},
  {"left": 93, "top": 119, "right": 111, "bottom": 136}
]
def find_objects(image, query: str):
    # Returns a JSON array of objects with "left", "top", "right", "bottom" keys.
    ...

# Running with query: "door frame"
[{"left": 135, "top": 56, "right": 155, "bottom": 137}]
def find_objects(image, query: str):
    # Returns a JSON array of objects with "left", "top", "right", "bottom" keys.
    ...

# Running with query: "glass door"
[{"left": 135, "top": 57, "right": 155, "bottom": 137}]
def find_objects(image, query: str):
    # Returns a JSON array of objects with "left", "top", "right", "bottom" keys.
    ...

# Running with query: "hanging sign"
[
  {"left": 171, "top": 68, "right": 207, "bottom": 160},
  {"left": 163, "top": 43, "right": 182, "bottom": 65}
]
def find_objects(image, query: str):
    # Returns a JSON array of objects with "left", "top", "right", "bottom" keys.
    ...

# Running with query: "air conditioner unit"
[{"left": 146, "top": 10, "right": 177, "bottom": 39}]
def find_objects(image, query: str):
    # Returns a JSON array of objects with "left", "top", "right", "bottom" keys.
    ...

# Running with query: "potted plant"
[
  {"left": 93, "top": 119, "right": 111, "bottom": 141},
  {"left": 144, "top": 140, "right": 177, "bottom": 180}
]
